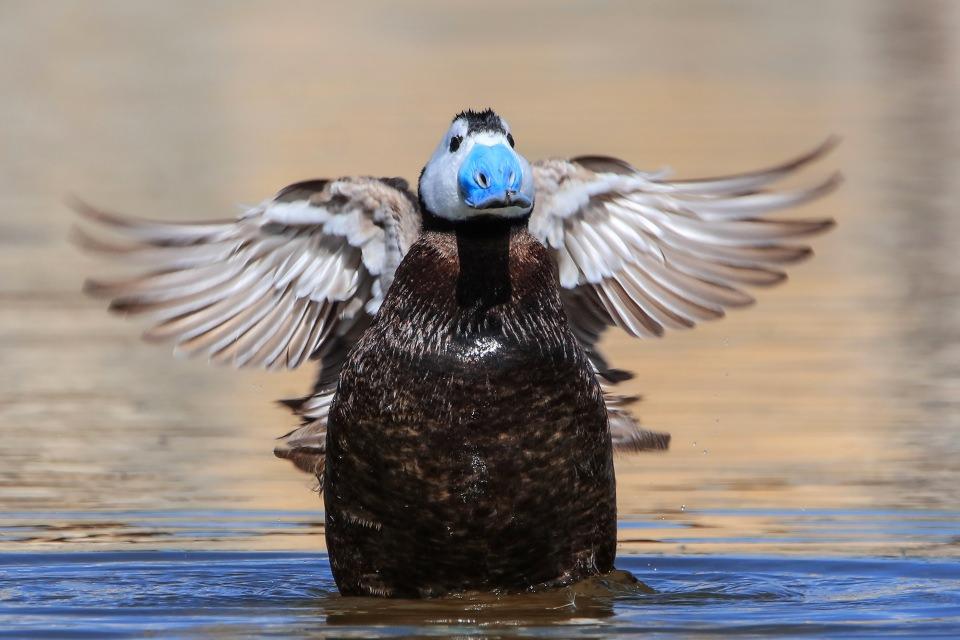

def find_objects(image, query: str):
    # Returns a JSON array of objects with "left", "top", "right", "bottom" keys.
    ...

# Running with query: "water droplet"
[
  {"left": 703, "top": 449, "right": 709, "bottom": 455},
  {"left": 680, "top": 504, "right": 686, "bottom": 512}
]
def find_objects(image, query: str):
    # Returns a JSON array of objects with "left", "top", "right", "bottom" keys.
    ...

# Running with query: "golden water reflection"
[{"left": 1, "top": 1, "right": 958, "bottom": 555}]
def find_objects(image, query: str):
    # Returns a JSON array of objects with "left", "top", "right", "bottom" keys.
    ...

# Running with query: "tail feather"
[
  {"left": 605, "top": 391, "right": 671, "bottom": 452},
  {"left": 274, "top": 418, "right": 327, "bottom": 480},
  {"left": 273, "top": 386, "right": 335, "bottom": 480}
]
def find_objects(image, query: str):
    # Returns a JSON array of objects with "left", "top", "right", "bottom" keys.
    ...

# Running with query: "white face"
[{"left": 419, "top": 116, "right": 535, "bottom": 221}]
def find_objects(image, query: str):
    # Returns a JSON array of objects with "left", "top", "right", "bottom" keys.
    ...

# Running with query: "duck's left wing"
[{"left": 530, "top": 138, "right": 840, "bottom": 451}]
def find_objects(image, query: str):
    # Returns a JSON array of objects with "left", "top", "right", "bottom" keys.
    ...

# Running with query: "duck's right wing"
[
  {"left": 75, "top": 176, "right": 421, "bottom": 372},
  {"left": 75, "top": 177, "right": 422, "bottom": 477}
]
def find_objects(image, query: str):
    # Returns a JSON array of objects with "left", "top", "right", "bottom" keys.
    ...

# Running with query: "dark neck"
[
  {"left": 422, "top": 212, "right": 530, "bottom": 315},
  {"left": 421, "top": 210, "right": 530, "bottom": 234}
]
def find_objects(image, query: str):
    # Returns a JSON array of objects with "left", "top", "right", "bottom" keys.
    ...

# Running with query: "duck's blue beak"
[{"left": 457, "top": 143, "right": 532, "bottom": 210}]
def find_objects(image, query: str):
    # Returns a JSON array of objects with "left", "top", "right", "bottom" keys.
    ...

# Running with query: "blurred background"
[{"left": 1, "top": 0, "right": 958, "bottom": 554}]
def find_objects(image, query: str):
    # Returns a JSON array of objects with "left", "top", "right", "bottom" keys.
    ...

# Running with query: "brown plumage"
[{"left": 324, "top": 216, "right": 616, "bottom": 597}]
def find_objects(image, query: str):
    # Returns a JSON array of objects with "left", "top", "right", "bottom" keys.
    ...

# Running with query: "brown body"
[{"left": 324, "top": 217, "right": 616, "bottom": 597}]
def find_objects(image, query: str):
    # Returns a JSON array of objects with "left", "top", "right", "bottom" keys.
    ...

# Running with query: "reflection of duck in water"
[{"left": 76, "top": 109, "right": 837, "bottom": 597}]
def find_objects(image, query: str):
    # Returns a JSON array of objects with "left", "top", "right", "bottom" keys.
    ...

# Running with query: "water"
[
  {"left": 1, "top": 509, "right": 958, "bottom": 638},
  {"left": 2, "top": 0, "right": 960, "bottom": 637}
]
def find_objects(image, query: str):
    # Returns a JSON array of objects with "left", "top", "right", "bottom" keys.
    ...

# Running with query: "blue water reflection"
[{"left": 2, "top": 547, "right": 957, "bottom": 638}]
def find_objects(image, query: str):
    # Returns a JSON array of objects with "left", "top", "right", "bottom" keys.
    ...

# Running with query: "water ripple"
[{"left": 1, "top": 551, "right": 957, "bottom": 638}]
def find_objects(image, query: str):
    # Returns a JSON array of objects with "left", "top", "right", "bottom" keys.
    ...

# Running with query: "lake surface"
[
  {"left": 1, "top": 0, "right": 959, "bottom": 637},
  {"left": 1, "top": 509, "right": 959, "bottom": 638}
]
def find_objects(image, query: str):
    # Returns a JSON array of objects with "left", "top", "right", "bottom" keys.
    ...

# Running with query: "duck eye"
[
  {"left": 449, "top": 135, "right": 462, "bottom": 153},
  {"left": 506, "top": 133, "right": 515, "bottom": 148}
]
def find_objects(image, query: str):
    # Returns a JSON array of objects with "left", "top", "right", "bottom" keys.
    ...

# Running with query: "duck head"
[{"left": 419, "top": 109, "right": 535, "bottom": 221}]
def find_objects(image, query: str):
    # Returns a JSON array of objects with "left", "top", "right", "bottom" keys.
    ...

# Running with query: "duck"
[{"left": 75, "top": 108, "right": 838, "bottom": 598}]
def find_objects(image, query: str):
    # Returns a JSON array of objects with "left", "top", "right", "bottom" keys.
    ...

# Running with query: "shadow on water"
[{"left": 320, "top": 570, "right": 649, "bottom": 628}]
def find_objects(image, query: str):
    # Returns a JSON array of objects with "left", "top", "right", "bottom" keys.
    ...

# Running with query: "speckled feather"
[{"left": 324, "top": 219, "right": 616, "bottom": 597}]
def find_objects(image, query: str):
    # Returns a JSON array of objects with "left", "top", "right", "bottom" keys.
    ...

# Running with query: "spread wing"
[
  {"left": 75, "top": 177, "right": 420, "bottom": 372},
  {"left": 531, "top": 138, "right": 840, "bottom": 450},
  {"left": 75, "top": 176, "right": 421, "bottom": 478}
]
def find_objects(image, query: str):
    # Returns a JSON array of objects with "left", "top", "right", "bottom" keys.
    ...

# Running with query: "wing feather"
[
  {"left": 76, "top": 176, "right": 421, "bottom": 377},
  {"left": 533, "top": 139, "right": 839, "bottom": 449}
]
